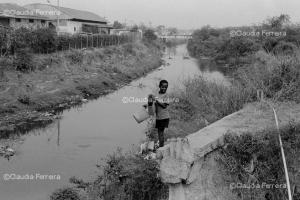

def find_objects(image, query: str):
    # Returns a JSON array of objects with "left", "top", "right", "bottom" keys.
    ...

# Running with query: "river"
[{"left": 0, "top": 44, "right": 229, "bottom": 200}]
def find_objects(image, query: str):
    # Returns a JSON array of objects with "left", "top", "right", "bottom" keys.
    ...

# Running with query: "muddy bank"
[{"left": 0, "top": 41, "right": 163, "bottom": 137}]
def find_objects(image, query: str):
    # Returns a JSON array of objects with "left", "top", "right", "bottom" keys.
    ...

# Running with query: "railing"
[{"left": 0, "top": 27, "right": 141, "bottom": 56}]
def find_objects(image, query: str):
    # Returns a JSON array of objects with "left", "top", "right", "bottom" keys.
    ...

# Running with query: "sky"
[{"left": 3, "top": 0, "right": 300, "bottom": 29}]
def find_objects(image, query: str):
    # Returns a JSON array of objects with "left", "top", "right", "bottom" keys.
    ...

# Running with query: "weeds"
[
  {"left": 175, "top": 76, "right": 254, "bottom": 122},
  {"left": 217, "top": 123, "right": 300, "bottom": 200},
  {"left": 50, "top": 187, "right": 81, "bottom": 200}
]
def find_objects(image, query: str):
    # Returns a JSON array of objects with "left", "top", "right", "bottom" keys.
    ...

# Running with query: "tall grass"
[
  {"left": 235, "top": 49, "right": 300, "bottom": 102},
  {"left": 172, "top": 76, "right": 254, "bottom": 123},
  {"left": 217, "top": 123, "right": 300, "bottom": 200}
]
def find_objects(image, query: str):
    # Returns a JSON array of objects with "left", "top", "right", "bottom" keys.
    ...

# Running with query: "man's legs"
[{"left": 158, "top": 127, "right": 165, "bottom": 147}]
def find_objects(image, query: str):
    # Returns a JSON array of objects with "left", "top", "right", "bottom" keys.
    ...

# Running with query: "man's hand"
[{"left": 148, "top": 94, "right": 155, "bottom": 106}]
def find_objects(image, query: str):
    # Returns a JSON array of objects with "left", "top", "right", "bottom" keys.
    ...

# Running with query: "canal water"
[{"left": 0, "top": 44, "right": 229, "bottom": 200}]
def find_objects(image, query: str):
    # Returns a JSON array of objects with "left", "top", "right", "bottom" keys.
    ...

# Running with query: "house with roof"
[
  {"left": 0, "top": 3, "right": 50, "bottom": 29},
  {"left": 25, "top": 3, "right": 112, "bottom": 35}
]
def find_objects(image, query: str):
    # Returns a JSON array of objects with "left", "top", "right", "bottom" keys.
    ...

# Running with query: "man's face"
[{"left": 159, "top": 83, "right": 168, "bottom": 93}]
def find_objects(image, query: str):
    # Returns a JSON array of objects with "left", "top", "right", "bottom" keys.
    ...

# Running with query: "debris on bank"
[{"left": 0, "top": 145, "right": 15, "bottom": 158}]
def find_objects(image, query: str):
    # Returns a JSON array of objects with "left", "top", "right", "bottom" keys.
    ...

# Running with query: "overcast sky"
[{"left": 4, "top": 0, "right": 300, "bottom": 29}]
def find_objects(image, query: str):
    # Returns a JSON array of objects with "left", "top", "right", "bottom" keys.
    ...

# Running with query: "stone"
[{"left": 160, "top": 157, "right": 190, "bottom": 184}]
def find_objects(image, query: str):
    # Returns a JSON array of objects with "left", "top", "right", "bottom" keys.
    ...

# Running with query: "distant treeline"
[
  {"left": 187, "top": 14, "right": 300, "bottom": 66},
  {"left": 0, "top": 27, "right": 138, "bottom": 56}
]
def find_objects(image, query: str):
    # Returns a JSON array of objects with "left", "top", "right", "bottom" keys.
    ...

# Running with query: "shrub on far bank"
[
  {"left": 143, "top": 29, "right": 157, "bottom": 42},
  {"left": 235, "top": 50, "right": 300, "bottom": 102},
  {"left": 178, "top": 76, "right": 254, "bottom": 122}
]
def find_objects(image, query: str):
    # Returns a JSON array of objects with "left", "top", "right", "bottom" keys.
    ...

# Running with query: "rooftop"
[
  {"left": 25, "top": 3, "right": 107, "bottom": 23},
  {"left": 0, "top": 3, "right": 48, "bottom": 19}
]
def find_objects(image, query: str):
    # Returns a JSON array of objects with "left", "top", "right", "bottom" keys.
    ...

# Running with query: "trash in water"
[
  {"left": 0, "top": 145, "right": 15, "bottom": 158},
  {"left": 140, "top": 141, "right": 155, "bottom": 154},
  {"left": 144, "top": 152, "right": 156, "bottom": 160}
]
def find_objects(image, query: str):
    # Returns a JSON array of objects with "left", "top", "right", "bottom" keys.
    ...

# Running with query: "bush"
[
  {"left": 31, "top": 28, "right": 58, "bottom": 53},
  {"left": 217, "top": 123, "right": 300, "bottom": 200},
  {"left": 66, "top": 50, "right": 84, "bottom": 65},
  {"left": 272, "top": 41, "right": 297, "bottom": 55},
  {"left": 13, "top": 48, "right": 34, "bottom": 72},
  {"left": 50, "top": 188, "right": 80, "bottom": 200},
  {"left": 122, "top": 43, "right": 136, "bottom": 55},
  {"left": 235, "top": 52, "right": 300, "bottom": 102},
  {"left": 143, "top": 29, "right": 157, "bottom": 41},
  {"left": 10, "top": 27, "right": 33, "bottom": 53},
  {"left": 181, "top": 76, "right": 254, "bottom": 121},
  {"left": 96, "top": 149, "right": 167, "bottom": 200}
]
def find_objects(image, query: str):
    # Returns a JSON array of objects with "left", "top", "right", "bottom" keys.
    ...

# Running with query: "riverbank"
[{"left": 0, "top": 41, "right": 163, "bottom": 137}]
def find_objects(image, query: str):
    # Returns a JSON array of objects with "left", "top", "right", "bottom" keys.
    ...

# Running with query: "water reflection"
[{"left": 197, "top": 59, "right": 230, "bottom": 76}]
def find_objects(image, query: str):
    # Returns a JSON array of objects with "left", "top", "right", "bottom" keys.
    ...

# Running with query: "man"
[{"left": 148, "top": 80, "right": 170, "bottom": 147}]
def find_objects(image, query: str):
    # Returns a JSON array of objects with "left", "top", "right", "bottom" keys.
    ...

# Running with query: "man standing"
[{"left": 148, "top": 80, "right": 170, "bottom": 147}]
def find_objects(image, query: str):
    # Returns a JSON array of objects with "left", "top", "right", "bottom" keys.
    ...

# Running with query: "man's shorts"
[{"left": 155, "top": 118, "right": 169, "bottom": 129}]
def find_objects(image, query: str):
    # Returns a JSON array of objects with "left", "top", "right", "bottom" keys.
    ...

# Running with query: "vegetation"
[
  {"left": 217, "top": 123, "right": 300, "bottom": 200},
  {"left": 53, "top": 149, "right": 168, "bottom": 200},
  {"left": 50, "top": 187, "right": 81, "bottom": 200},
  {"left": 0, "top": 27, "right": 136, "bottom": 57},
  {"left": 187, "top": 14, "right": 300, "bottom": 67},
  {"left": 143, "top": 29, "right": 158, "bottom": 41}
]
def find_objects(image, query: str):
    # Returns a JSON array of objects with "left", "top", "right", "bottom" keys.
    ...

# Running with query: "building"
[
  {"left": 25, "top": 3, "right": 112, "bottom": 35},
  {"left": 0, "top": 3, "right": 50, "bottom": 30}
]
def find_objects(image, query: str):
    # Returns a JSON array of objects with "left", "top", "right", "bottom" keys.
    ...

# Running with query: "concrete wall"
[{"left": 58, "top": 20, "right": 81, "bottom": 34}]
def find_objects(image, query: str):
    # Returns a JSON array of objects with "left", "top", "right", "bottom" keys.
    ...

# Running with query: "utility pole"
[{"left": 56, "top": 0, "right": 60, "bottom": 34}]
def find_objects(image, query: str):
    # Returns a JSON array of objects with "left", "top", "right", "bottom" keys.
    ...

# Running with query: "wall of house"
[
  {"left": 58, "top": 20, "right": 82, "bottom": 34},
  {"left": 9, "top": 18, "right": 49, "bottom": 29}
]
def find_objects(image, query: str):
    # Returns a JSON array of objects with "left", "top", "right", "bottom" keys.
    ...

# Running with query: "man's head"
[{"left": 159, "top": 80, "right": 168, "bottom": 94}]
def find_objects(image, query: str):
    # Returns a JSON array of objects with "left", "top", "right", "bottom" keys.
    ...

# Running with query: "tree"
[
  {"left": 265, "top": 14, "right": 290, "bottom": 29},
  {"left": 156, "top": 25, "right": 166, "bottom": 35},
  {"left": 130, "top": 25, "right": 139, "bottom": 32},
  {"left": 113, "top": 21, "right": 125, "bottom": 29},
  {"left": 143, "top": 29, "right": 157, "bottom": 41},
  {"left": 167, "top": 27, "right": 178, "bottom": 35}
]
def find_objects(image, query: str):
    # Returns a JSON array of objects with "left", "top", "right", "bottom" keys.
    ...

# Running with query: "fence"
[
  {"left": 57, "top": 32, "right": 140, "bottom": 52},
  {"left": 0, "top": 27, "right": 141, "bottom": 56}
]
